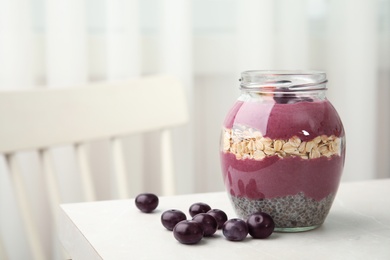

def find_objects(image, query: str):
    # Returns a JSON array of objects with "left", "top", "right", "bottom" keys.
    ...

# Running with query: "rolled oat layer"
[{"left": 222, "top": 125, "right": 341, "bottom": 161}]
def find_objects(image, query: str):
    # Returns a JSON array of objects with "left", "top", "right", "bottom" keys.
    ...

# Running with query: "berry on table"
[
  {"left": 222, "top": 219, "right": 248, "bottom": 241},
  {"left": 207, "top": 209, "right": 228, "bottom": 229},
  {"left": 161, "top": 209, "right": 187, "bottom": 231},
  {"left": 246, "top": 212, "right": 275, "bottom": 239},
  {"left": 135, "top": 193, "right": 159, "bottom": 213},
  {"left": 189, "top": 202, "right": 211, "bottom": 217},
  {"left": 173, "top": 220, "right": 204, "bottom": 244},
  {"left": 192, "top": 213, "right": 218, "bottom": 237}
]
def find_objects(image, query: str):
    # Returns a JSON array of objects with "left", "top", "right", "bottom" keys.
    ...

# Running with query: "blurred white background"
[{"left": 1, "top": 0, "right": 389, "bottom": 259}]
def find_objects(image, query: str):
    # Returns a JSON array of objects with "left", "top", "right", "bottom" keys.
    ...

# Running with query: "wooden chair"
[{"left": 0, "top": 75, "right": 188, "bottom": 259}]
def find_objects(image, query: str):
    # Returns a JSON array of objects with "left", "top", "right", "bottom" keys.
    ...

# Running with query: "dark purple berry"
[
  {"left": 246, "top": 212, "right": 275, "bottom": 239},
  {"left": 207, "top": 209, "right": 228, "bottom": 229},
  {"left": 222, "top": 218, "right": 248, "bottom": 241},
  {"left": 173, "top": 220, "right": 204, "bottom": 244},
  {"left": 274, "top": 93, "right": 314, "bottom": 104},
  {"left": 273, "top": 93, "right": 295, "bottom": 104},
  {"left": 135, "top": 193, "right": 159, "bottom": 213},
  {"left": 161, "top": 209, "right": 187, "bottom": 231},
  {"left": 189, "top": 202, "right": 211, "bottom": 217},
  {"left": 192, "top": 213, "right": 218, "bottom": 237}
]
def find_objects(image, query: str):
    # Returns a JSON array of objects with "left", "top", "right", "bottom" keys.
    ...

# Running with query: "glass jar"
[{"left": 220, "top": 71, "right": 346, "bottom": 232}]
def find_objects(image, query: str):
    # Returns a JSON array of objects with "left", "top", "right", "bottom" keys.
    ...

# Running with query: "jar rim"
[{"left": 240, "top": 70, "right": 328, "bottom": 92}]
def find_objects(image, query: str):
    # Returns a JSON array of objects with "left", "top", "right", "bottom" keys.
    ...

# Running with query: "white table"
[{"left": 59, "top": 179, "right": 390, "bottom": 260}]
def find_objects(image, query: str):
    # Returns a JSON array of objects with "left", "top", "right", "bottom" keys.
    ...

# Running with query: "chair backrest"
[
  {"left": 0, "top": 75, "right": 188, "bottom": 260},
  {"left": 0, "top": 75, "right": 188, "bottom": 153}
]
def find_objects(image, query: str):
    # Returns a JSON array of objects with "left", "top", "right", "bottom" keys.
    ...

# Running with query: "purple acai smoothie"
[{"left": 220, "top": 98, "right": 345, "bottom": 230}]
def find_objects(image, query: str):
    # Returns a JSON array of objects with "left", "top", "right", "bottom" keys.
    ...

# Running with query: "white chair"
[{"left": 0, "top": 75, "right": 188, "bottom": 260}]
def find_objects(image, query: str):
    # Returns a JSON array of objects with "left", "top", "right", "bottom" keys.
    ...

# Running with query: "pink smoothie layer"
[
  {"left": 221, "top": 99, "right": 345, "bottom": 201},
  {"left": 221, "top": 152, "right": 344, "bottom": 201},
  {"left": 223, "top": 99, "right": 344, "bottom": 141}
]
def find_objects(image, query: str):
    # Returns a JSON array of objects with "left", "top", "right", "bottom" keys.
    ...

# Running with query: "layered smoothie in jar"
[{"left": 220, "top": 71, "right": 345, "bottom": 232}]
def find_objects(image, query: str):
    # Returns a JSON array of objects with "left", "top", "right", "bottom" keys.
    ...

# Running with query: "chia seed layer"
[{"left": 230, "top": 192, "right": 335, "bottom": 228}]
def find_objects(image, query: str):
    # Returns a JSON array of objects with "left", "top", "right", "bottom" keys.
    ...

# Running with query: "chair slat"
[
  {"left": 161, "top": 129, "right": 175, "bottom": 196},
  {"left": 125, "top": 135, "right": 144, "bottom": 197},
  {"left": 39, "top": 149, "right": 61, "bottom": 223},
  {"left": 39, "top": 149, "right": 70, "bottom": 259},
  {"left": 111, "top": 138, "right": 129, "bottom": 199},
  {"left": 74, "top": 144, "right": 96, "bottom": 201},
  {"left": 4, "top": 154, "right": 46, "bottom": 260}
]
